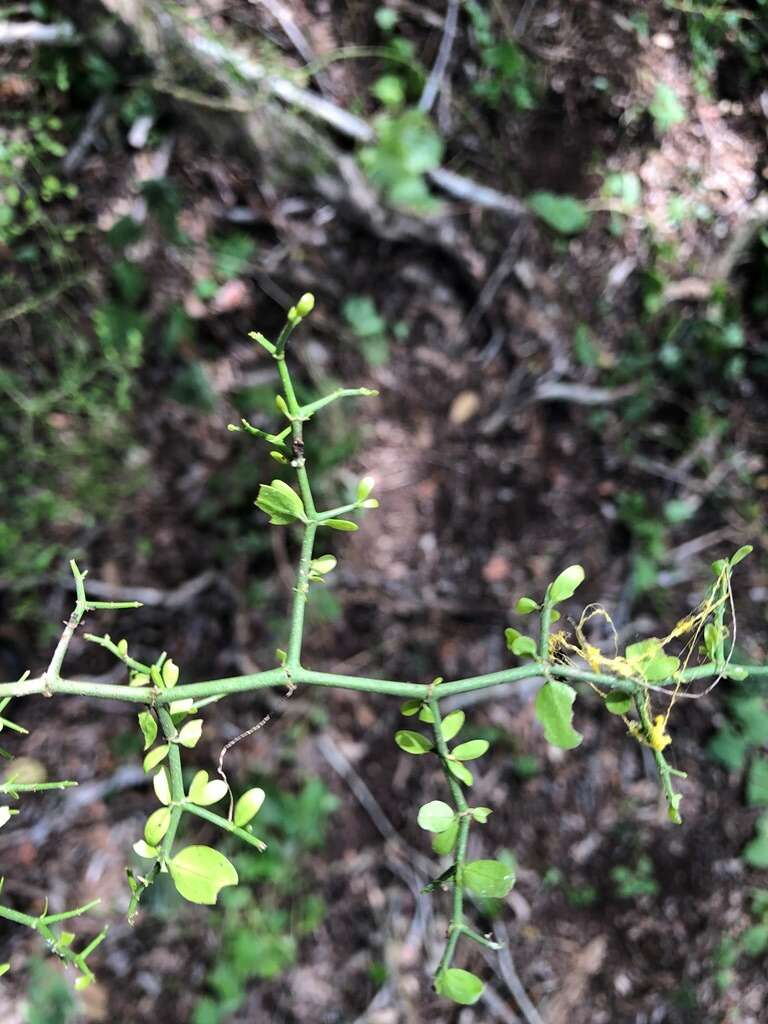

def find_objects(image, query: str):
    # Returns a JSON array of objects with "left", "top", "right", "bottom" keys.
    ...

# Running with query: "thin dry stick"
[{"left": 418, "top": 0, "right": 460, "bottom": 113}]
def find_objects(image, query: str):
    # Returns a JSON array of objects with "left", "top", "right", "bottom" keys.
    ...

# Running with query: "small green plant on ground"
[
  {"left": 708, "top": 683, "right": 768, "bottom": 867},
  {"left": 611, "top": 854, "right": 659, "bottom": 900},
  {"left": 341, "top": 294, "right": 408, "bottom": 366},
  {"left": 714, "top": 888, "right": 768, "bottom": 992},
  {"left": 664, "top": 0, "right": 768, "bottom": 96},
  {"left": 0, "top": 297, "right": 766, "bottom": 1008},
  {"left": 464, "top": 0, "right": 538, "bottom": 111}
]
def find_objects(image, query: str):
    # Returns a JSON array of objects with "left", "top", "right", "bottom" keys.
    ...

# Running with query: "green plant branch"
[
  {"left": 0, "top": 895, "right": 104, "bottom": 986},
  {"left": 182, "top": 802, "right": 267, "bottom": 851},
  {"left": 428, "top": 697, "right": 472, "bottom": 980},
  {"left": 158, "top": 706, "right": 185, "bottom": 856},
  {"left": 2, "top": 661, "right": 767, "bottom": 707}
]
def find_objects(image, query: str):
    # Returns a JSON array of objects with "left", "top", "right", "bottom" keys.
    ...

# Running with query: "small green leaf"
[
  {"left": 463, "top": 858, "right": 515, "bottom": 898},
  {"left": 275, "top": 394, "right": 291, "bottom": 418},
  {"left": 605, "top": 691, "right": 633, "bottom": 715},
  {"left": 730, "top": 545, "right": 753, "bottom": 567},
  {"left": 471, "top": 806, "right": 493, "bottom": 824},
  {"left": 74, "top": 975, "right": 93, "bottom": 992},
  {"left": 528, "top": 192, "right": 590, "bottom": 235},
  {"left": 356, "top": 476, "right": 375, "bottom": 500},
  {"left": 418, "top": 704, "right": 436, "bottom": 723},
  {"left": 441, "top": 710, "right": 465, "bottom": 741},
  {"left": 169, "top": 698, "right": 195, "bottom": 716},
  {"left": 435, "top": 967, "right": 485, "bottom": 1005},
  {"left": 504, "top": 627, "right": 521, "bottom": 650},
  {"left": 515, "top": 597, "right": 539, "bottom": 614},
  {"left": 447, "top": 759, "right": 474, "bottom": 786},
  {"left": 625, "top": 639, "right": 679, "bottom": 682},
  {"left": 138, "top": 711, "right": 157, "bottom": 751},
  {"left": 432, "top": 820, "right": 459, "bottom": 855},
  {"left": 188, "top": 770, "right": 228, "bottom": 807},
  {"left": 400, "top": 699, "right": 422, "bottom": 717},
  {"left": 153, "top": 768, "right": 171, "bottom": 806},
  {"left": 549, "top": 564, "right": 586, "bottom": 603},
  {"left": 394, "top": 730, "right": 433, "bottom": 755},
  {"left": 234, "top": 787, "right": 266, "bottom": 827},
  {"left": 451, "top": 739, "right": 489, "bottom": 761},
  {"left": 310, "top": 555, "right": 337, "bottom": 575},
  {"left": 133, "top": 840, "right": 158, "bottom": 859},
  {"left": 169, "top": 845, "right": 239, "bottom": 905},
  {"left": 535, "top": 681, "right": 582, "bottom": 749},
  {"left": 417, "top": 800, "right": 456, "bottom": 833},
  {"left": 255, "top": 480, "right": 307, "bottom": 525},
  {"left": 0, "top": 964, "right": 9, "bottom": 977},
  {"left": 144, "top": 806, "right": 171, "bottom": 846},
  {"left": 162, "top": 659, "right": 180, "bottom": 688},
  {"left": 510, "top": 635, "right": 537, "bottom": 657},
  {"left": 143, "top": 744, "right": 169, "bottom": 773},
  {"left": 324, "top": 518, "right": 358, "bottom": 531},
  {"left": 177, "top": 719, "right": 203, "bottom": 748}
]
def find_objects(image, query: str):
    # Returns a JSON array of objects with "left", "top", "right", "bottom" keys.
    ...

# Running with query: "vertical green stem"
[
  {"left": 287, "top": 521, "right": 317, "bottom": 669},
  {"left": 157, "top": 706, "right": 185, "bottom": 853},
  {"left": 429, "top": 697, "right": 470, "bottom": 977},
  {"left": 538, "top": 587, "right": 553, "bottom": 661},
  {"left": 275, "top": 349, "right": 319, "bottom": 670},
  {"left": 43, "top": 560, "right": 87, "bottom": 694},
  {"left": 634, "top": 695, "right": 682, "bottom": 824}
]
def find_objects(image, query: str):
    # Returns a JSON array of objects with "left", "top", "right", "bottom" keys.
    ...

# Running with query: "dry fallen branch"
[{"left": 0, "top": 20, "right": 77, "bottom": 46}]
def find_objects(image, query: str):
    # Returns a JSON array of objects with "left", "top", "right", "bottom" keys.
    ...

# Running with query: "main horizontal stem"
[{"left": 1, "top": 662, "right": 765, "bottom": 706}]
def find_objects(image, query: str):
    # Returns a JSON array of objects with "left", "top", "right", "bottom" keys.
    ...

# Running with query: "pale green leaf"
[
  {"left": 133, "top": 839, "right": 158, "bottom": 859},
  {"left": 549, "top": 564, "right": 586, "bottom": 603},
  {"left": 153, "top": 767, "right": 171, "bottom": 806},
  {"left": 534, "top": 681, "right": 582, "bottom": 749},
  {"left": 441, "top": 710, "right": 465, "bottom": 741},
  {"left": 435, "top": 967, "right": 485, "bottom": 1005},
  {"left": 177, "top": 719, "right": 203, "bottom": 748},
  {"left": 255, "top": 480, "right": 307, "bottom": 525},
  {"left": 452, "top": 739, "right": 489, "bottom": 761},
  {"left": 143, "top": 744, "right": 169, "bottom": 773},
  {"left": 169, "top": 845, "right": 239, "bottom": 905},
  {"left": 188, "top": 770, "right": 228, "bottom": 807},
  {"left": 234, "top": 787, "right": 266, "bottom": 827},
  {"left": 447, "top": 759, "right": 474, "bottom": 786},
  {"left": 144, "top": 806, "right": 171, "bottom": 846},
  {"left": 432, "top": 820, "right": 459, "bottom": 855},
  {"left": 138, "top": 710, "right": 157, "bottom": 751},
  {"left": 324, "top": 518, "right": 358, "bottom": 531},
  {"left": 417, "top": 800, "right": 456, "bottom": 833},
  {"left": 394, "top": 730, "right": 433, "bottom": 755},
  {"left": 463, "top": 858, "right": 515, "bottom": 898},
  {"left": 605, "top": 691, "right": 633, "bottom": 715}
]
